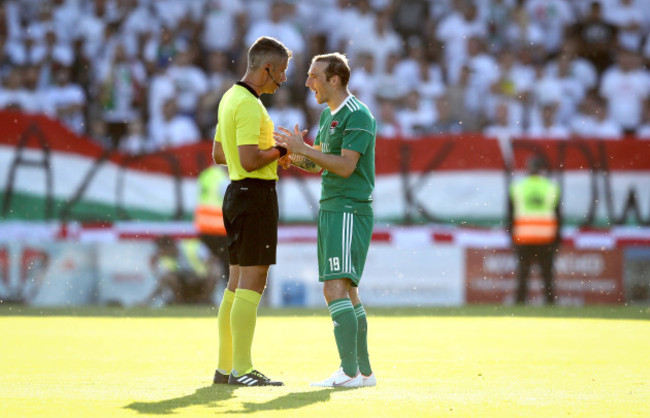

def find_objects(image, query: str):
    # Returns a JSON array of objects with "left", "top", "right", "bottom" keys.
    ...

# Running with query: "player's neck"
[{"left": 327, "top": 89, "right": 351, "bottom": 112}]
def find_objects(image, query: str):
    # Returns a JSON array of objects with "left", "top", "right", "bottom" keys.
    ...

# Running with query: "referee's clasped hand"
[{"left": 274, "top": 124, "right": 309, "bottom": 155}]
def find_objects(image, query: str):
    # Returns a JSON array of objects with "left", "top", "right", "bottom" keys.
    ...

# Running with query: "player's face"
[{"left": 306, "top": 61, "right": 330, "bottom": 104}]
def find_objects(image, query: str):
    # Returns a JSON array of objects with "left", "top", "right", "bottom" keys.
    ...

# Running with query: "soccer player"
[
  {"left": 211, "top": 36, "right": 292, "bottom": 387},
  {"left": 274, "top": 53, "right": 376, "bottom": 388}
]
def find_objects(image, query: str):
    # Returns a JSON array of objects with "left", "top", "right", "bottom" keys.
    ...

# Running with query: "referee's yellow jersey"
[{"left": 214, "top": 82, "right": 278, "bottom": 181}]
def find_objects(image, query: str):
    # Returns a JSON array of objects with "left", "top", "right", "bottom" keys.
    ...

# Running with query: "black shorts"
[{"left": 222, "top": 178, "right": 278, "bottom": 266}]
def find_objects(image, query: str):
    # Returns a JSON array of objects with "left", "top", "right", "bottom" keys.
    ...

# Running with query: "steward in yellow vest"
[
  {"left": 507, "top": 156, "right": 562, "bottom": 305},
  {"left": 194, "top": 165, "right": 230, "bottom": 286},
  {"left": 195, "top": 165, "right": 229, "bottom": 236}
]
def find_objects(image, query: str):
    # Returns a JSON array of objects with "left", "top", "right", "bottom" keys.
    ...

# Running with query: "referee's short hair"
[
  {"left": 312, "top": 52, "right": 351, "bottom": 88},
  {"left": 248, "top": 36, "right": 292, "bottom": 70}
]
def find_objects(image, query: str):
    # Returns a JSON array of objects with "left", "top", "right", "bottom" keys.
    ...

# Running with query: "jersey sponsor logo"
[{"left": 329, "top": 120, "right": 338, "bottom": 134}]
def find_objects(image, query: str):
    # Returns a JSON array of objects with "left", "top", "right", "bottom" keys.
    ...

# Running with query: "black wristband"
[{"left": 274, "top": 145, "right": 288, "bottom": 158}]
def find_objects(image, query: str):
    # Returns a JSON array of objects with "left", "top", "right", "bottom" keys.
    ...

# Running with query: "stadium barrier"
[{"left": 0, "top": 224, "right": 647, "bottom": 307}]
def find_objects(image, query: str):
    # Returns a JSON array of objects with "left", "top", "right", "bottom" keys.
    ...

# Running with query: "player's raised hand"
[{"left": 274, "top": 124, "right": 309, "bottom": 155}]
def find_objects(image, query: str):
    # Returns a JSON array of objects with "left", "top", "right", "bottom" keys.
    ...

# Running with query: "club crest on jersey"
[{"left": 329, "top": 120, "right": 338, "bottom": 134}]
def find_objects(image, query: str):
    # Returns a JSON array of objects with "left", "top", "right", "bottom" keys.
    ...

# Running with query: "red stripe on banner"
[
  {"left": 2, "top": 112, "right": 650, "bottom": 179},
  {"left": 371, "top": 231, "right": 392, "bottom": 242},
  {"left": 433, "top": 232, "right": 454, "bottom": 242},
  {"left": 118, "top": 232, "right": 196, "bottom": 240}
]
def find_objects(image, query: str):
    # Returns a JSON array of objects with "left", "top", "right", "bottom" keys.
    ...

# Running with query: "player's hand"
[
  {"left": 278, "top": 153, "right": 292, "bottom": 169},
  {"left": 274, "top": 124, "right": 309, "bottom": 155}
]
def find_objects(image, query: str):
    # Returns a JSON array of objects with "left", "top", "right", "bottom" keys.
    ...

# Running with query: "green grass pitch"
[{"left": 1, "top": 305, "right": 649, "bottom": 417}]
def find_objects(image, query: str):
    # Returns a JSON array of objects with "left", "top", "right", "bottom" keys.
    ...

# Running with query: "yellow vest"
[
  {"left": 510, "top": 175, "right": 559, "bottom": 245},
  {"left": 194, "top": 166, "right": 229, "bottom": 235}
]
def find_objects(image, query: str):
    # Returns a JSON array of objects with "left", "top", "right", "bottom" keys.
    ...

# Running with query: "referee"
[{"left": 211, "top": 36, "right": 291, "bottom": 387}]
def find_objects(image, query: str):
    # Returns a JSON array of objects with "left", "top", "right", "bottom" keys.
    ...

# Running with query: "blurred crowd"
[{"left": 1, "top": 0, "right": 650, "bottom": 154}]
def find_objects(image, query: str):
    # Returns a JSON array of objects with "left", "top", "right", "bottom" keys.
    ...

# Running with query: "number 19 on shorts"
[{"left": 328, "top": 257, "right": 340, "bottom": 271}]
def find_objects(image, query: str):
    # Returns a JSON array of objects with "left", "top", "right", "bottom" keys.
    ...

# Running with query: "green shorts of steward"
[{"left": 317, "top": 209, "right": 373, "bottom": 286}]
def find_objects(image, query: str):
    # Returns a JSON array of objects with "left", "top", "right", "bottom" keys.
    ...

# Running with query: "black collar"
[{"left": 236, "top": 81, "right": 259, "bottom": 98}]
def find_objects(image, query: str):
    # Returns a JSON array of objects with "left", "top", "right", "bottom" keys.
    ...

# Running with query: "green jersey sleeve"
[{"left": 343, "top": 111, "right": 374, "bottom": 155}]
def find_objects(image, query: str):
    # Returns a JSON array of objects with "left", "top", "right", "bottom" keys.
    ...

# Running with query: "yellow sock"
[
  {"left": 216, "top": 289, "right": 235, "bottom": 373},
  {"left": 230, "top": 288, "right": 262, "bottom": 376}
]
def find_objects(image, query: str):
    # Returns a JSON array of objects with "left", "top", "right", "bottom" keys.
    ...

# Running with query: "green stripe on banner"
[{"left": 0, "top": 192, "right": 189, "bottom": 222}]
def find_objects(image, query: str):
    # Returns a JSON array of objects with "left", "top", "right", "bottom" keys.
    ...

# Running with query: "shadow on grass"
[
  {"left": 124, "top": 385, "right": 351, "bottom": 415},
  {"left": 224, "top": 387, "right": 355, "bottom": 414},
  {"left": 124, "top": 385, "right": 234, "bottom": 415}
]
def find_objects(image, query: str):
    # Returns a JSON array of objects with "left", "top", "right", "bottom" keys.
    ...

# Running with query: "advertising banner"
[
  {"left": 0, "top": 242, "right": 95, "bottom": 306},
  {"left": 96, "top": 241, "right": 157, "bottom": 307},
  {"left": 465, "top": 247, "right": 625, "bottom": 305},
  {"left": 270, "top": 242, "right": 465, "bottom": 307}
]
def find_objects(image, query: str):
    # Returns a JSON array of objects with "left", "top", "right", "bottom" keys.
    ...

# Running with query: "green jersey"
[{"left": 314, "top": 95, "right": 376, "bottom": 215}]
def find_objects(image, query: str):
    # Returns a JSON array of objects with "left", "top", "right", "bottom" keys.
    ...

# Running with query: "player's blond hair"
[{"left": 312, "top": 52, "right": 351, "bottom": 87}]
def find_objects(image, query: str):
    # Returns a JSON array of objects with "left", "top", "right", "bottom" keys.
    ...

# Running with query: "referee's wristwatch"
[{"left": 274, "top": 145, "right": 288, "bottom": 158}]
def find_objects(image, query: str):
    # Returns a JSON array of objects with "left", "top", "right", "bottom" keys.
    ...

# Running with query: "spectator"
[
  {"left": 505, "top": 2, "right": 545, "bottom": 51},
  {"left": 149, "top": 97, "right": 201, "bottom": 150},
  {"left": 395, "top": 89, "right": 436, "bottom": 138},
  {"left": 244, "top": 0, "right": 305, "bottom": 74},
  {"left": 166, "top": 46, "right": 208, "bottom": 117},
  {"left": 22, "top": 63, "right": 55, "bottom": 116},
  {"left": 569, "top": 0, "right": 618, "bottom": 74},
  {"left": 47, "top": 67, "right": 86, "bottom": 135},
  {"left": 484, "top": 100, "right": 524, "bottom": 139},
  {"left": 525, "top": 0, "right": 575, "bottom": 54},
  {"left": 526, "top": 103, "right": 571, "bottom": 139},
  {"left": 348, "top": 51, "right": 379, "bottom": 114},
  {"left": 396, "top": 36, "right": 445, "bottom": 102},
  {"left": 430, "top": 95, "right": 463, "bottom": 135},
  {"left": 603, "top": 0, "right": 646, "bottom": 51},
  {"left": 600, "top": 48, "right": 650, "bottom": 134},
  {"left": 376, "top": 99, "right": 402, "bottom": 138},
  {"left": 119, "top": 118, "right": 149, "bottom": 156},
  {"left": 144, "top": 24, "right": 181, "bottom": 73},
  {"left": 447, "top": 65, "right": 484, "bottom": 132},
  {"left": 482, "top": 0, "right": 517, "bottom": 53},
  {"left": 374, "top": 52, "right": 408, "bottom": 103},
  {"left": 0, "top": 66, "right": 31, "bottom": 111},
  {"left": 390, "top": 0, "right": 431, "bottom": 41},
  {"left": 570, "top": 90, "right": 599, "bottom": 137},
  {"left": 436, "top": 1, "right": 486, "bottom": 84},
  {"left": 546, "top": 40, "right": 597, "bottom": 92},
  {"left": 581, "top": 96, "right": 624, "bottom": 139},
  {"left": 347, "top": 7, "right": 402, "bottom": 75},
  {"left": 529, "top": 56, "right": 585, "bottom": 127},
  {"left": 96, "top": 42, "right": 146, "bottom": 148},
  {"left": 464, "top": 35, "right": 500, "bottom": 95},
  {"left": 201, "top": 0, "right": 247, "bottom": 55}
]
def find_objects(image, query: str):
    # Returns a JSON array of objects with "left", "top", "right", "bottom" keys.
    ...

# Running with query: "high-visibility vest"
[
  {"left": 510, "top": 175, "right": 559, "bottom": 245},
  {"left": 194, "top": 166, "right": 229, "bottom": 235},
  {"left": 156, "top": 239, "right": 207, "bottom": 276}
]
